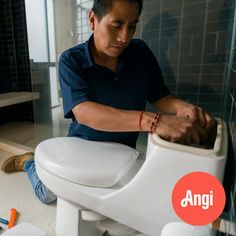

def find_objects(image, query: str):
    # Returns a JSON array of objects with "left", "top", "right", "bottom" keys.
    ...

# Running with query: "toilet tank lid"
[{"left": 35, "top": 137, "right": 139, "bottom": 188}]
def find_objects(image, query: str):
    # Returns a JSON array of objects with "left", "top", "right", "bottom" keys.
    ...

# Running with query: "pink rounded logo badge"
[{"left": 172, "top": 172, "right": 226, "bottom": 225}]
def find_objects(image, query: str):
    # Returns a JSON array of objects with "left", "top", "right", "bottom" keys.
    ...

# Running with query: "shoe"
[{"left": 1, "top": 152, "right": 34, "bottom": 173}]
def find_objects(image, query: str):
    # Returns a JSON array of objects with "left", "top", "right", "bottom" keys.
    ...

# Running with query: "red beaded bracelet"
[{"left": 150, "top": 112, "right": 161, "bottom": 134}]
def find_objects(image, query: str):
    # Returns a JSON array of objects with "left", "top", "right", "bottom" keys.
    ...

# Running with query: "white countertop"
[{"left": 0, "top": 92, "right": 40, "bottom": 108}]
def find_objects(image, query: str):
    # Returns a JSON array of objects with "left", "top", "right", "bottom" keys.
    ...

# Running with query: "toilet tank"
[{"left": 146, "top": 117, "right": 228, "bottom": 182}]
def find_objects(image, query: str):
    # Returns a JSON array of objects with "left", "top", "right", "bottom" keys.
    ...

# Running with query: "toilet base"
[
  {"left": 55, "top": 198, "right": 145, "bottom": 236},
  {"left": 56, "top": 198, "right": 101, "bottom": 236}
]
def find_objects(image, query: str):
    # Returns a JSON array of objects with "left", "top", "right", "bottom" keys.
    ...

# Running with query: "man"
[
  {"left": 59, "top": 0, "right": 214, "bottom": 146},
  {"left": 1, "top": 0, "right": 215, "bottom": 204}
]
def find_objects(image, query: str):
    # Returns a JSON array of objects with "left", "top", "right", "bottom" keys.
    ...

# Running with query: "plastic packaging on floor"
[{"left": 1, "top": 223, "right": 47, "bottom": 236}]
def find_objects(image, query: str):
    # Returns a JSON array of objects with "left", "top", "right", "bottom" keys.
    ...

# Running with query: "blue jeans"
[{"left": 24, "top": 159, "right": 57, "bottom": 204}]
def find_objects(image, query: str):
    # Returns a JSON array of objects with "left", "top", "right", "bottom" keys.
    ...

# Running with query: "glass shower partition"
[{"left": 25, "top": 0, "right": 93, "bottom": 145}]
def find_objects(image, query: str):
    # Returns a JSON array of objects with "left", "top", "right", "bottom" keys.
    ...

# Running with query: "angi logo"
[
  {"left": 180, "top": 190, "right": 213, "bottom": 210},
  {"left": 172, "top": 172, "right": 226, "bottom": 225}
]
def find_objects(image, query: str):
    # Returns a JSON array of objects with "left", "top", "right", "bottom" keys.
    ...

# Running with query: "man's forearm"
[
  {"left": 72, "top": 100, "right": 209, "bottom": 145},
  {"left": 72, "top": 101, "right": 155, "bottom": 132}
]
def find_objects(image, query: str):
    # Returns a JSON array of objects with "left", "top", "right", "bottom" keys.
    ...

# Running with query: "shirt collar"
[{"left": 83, "top": 33, "right": 125, "bottom": 72}]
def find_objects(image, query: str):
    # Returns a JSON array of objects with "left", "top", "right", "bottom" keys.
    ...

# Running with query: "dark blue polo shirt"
[{"left": 59, "top": 35, "right": 170, "bottom": 148}]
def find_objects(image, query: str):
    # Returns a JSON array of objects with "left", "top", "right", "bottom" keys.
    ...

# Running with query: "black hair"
[{"left": 92, "top": 0, "right": 143, "bottom": 21}]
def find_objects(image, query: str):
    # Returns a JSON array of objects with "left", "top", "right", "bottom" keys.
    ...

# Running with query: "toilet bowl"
[{"left": 35, "top": 118, "right": 228, "bottom": 236}]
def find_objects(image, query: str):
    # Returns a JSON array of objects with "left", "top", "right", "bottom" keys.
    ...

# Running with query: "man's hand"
[
  {"left": 155, "top": 95, "right": 216, "bottom": 133},
  {"left": 176, "top": 102, "right": 216, "bottom": 132},
  {"left": 155, "top": 114, "right": 208, "bottom": 145}
]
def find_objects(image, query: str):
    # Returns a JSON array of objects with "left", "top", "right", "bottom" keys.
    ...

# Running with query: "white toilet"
[{"left": 35, "top": 118, "right": 228, "bottom": 236}]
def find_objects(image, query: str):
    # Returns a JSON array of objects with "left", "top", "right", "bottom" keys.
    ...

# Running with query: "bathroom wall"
[
  {"left": 0, "top": 2, "right": 8, "bottom": 93},
  {"left": 141, "top": 0, "right": 235, "bottom": 118},
  {"left": 0, "top": 0, "right": 33, "bottom": 124}
]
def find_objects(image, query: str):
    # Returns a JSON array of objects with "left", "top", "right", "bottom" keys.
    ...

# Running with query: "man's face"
[{"left": 89, "top": 1, "right": 140, "bottom": 58}]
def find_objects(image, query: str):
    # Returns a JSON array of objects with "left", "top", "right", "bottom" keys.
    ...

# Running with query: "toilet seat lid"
[{"left": 35, "top": 137, "right": 139, "bottom": 187}]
